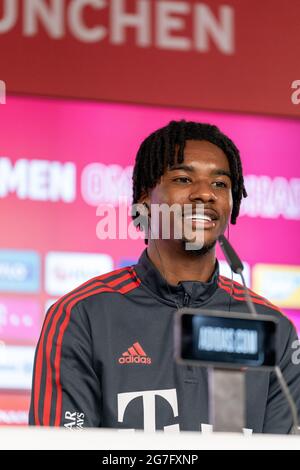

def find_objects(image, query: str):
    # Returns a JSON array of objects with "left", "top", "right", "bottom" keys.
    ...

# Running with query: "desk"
[{"left": 0, "top": 427, "right": 299, "bottom": 450}]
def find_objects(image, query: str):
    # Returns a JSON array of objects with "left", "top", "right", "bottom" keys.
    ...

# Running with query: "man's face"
[{"left": 146, "top": 139, "right": 233, "bottom": 251}]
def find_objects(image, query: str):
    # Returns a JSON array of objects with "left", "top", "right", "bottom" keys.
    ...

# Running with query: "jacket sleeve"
[
  {"left": 29, "top": 301, "right": 101, "bottom": 427},
  {"left": 263, "top": 316, "right": 300, "bottom": 434}
]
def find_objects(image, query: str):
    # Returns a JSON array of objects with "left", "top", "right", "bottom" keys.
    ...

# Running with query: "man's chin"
[{"left": 182, "top": 238, "right": 217, "bottom": 255}]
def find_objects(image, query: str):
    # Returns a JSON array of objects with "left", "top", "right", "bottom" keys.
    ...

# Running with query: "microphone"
[
  {"left": 218, "top": 234, "right": 256, "bottom": 317},
  {"left": 218, "top": 234, "right": 243, "bottom": 274},
  {"left": 218, "top": 234, "right": 299, "bottom": 434}
]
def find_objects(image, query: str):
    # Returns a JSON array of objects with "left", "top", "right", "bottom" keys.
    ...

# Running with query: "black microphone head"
[{"left": 218, "top": 234, "right": 244, "bottom": 274}]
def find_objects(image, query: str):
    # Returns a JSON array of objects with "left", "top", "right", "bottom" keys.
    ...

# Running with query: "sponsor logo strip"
[
  {"left": 45, "top": 252, "right": 114, "bottom": 296},
  {"left": 0, "top": 346, "right": 35, "bottom": 390},
  {"left": 0, "top": 394, "right": 30, "bottom": 425},
  {"left": 0, "top": 250, "right": 40, "bottom": 293},
  {"left": 252, "top": 264, "right": 300, "bottom": 309},
  {"left": 0, "top": 298, "right": 41, "bottom": 343}
]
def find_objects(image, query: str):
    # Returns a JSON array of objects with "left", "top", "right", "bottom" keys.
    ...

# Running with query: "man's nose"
[{"left": 188, "top": 181, "right": 217, "bottom": 202}]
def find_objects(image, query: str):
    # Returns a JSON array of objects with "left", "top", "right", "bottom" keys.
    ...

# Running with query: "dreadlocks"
[{"left": 132, "top": 120, "right": 247, "bottom": 225}]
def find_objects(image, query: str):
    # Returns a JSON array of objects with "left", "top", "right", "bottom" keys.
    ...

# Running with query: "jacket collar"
[{"left": 134, "top": 249, "right": 219, "bottom": 307}]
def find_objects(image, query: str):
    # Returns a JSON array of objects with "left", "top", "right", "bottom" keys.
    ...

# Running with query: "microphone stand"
[
  {"left": 208, "top": 367, "right": 246, "bottom": 432},
  {"left": 209, "top": 235, "right": 299, "bottom": 434}
]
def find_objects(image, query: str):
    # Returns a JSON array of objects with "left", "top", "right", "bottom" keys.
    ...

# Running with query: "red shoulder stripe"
[
  {"left": 43, "top": 270, "right": 138, "bottom": 425},
  {"left": 218, "top": 276, "right": 279, "bottom": 311},
  {"left": 33, "top": 266, "right": 131, "bottom": 424},
  {"left": 218, "top": 281, "right": 282, "bottom": 313},
  {"left": 53, "top": 279, "right": 139, "bottom": 426},
  {"left": 218, "top": 278, "right": 281, "bottom": 312},
  {"left": 45, "top": 269, "right": 139, "bottom": 426},
  {"left": 219, "top": 275, "right": 265, "bottom": 299},
  {"left": 33, "top": 266, "right": 138, "bottom": 425}
]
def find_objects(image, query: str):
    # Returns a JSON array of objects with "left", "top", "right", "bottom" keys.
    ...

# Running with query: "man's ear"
[
  {"left": 132, "top": 192, "right": 150, "bottom": 228},
  {"left": 139, "top": 191, "right": 150, "bottom": 204},
  {"left": 132, "top": 192, "right": 151, "bottom": 244},
  {"left": 139, "top": 193, "right": 151, "bottom": 214}
]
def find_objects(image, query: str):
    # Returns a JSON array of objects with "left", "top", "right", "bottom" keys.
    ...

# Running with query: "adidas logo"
[{"left": 118, "top": 342, "right": 152, "bottom": 365}]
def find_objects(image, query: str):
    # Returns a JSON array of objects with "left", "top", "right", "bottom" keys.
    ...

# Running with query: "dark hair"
[{"left": 132, "top": 120, "right": 247, "bottom": 226}]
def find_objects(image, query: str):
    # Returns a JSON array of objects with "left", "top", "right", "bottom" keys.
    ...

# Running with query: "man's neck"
[{"left": 147, "top": 240, "right": 217, "bottom": 286}]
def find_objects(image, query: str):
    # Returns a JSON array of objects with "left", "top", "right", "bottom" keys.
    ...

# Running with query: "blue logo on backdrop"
[
  {"left": 0, "top": 250, "right": 40, "bottom": 293},
  {"left": 117, "top": 259, "right": 138, "bottom": 268}
]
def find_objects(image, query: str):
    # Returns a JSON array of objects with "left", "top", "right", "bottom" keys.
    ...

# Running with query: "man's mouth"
[
  {"left": 185, "top": 214, "right": 214, "bottom": 222},
  {"left": 183, "top": 209, "right": 218, "bottom": 228}
]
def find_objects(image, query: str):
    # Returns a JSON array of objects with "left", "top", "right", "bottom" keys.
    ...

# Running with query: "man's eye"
[
  {"left": 213, "top": 181, "right": 227, "bottom": 188},
  {"left": 173, "top": 177, "right": 191, "bottom": 183}
]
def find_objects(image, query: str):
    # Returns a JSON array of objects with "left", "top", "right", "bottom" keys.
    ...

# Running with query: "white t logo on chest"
[{"left": 117, "top": 388, "right": 180, "bottom": 432}]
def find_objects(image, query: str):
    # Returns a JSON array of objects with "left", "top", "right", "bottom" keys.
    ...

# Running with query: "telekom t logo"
[
  {"left": 118, "top": 389, "right": 180, "bottom": 432},
  {"left": 0, "top": 81, "right": 6, "bottom": 104}
]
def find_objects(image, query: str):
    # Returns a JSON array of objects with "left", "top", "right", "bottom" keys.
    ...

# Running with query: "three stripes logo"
[{"left": 118, "top": 342, "right": 152, "bottom": 365}]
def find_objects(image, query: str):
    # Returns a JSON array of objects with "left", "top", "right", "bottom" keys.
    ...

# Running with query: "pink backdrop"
[{"left": 0, "top": 96, "right": 299, "bottom": 424}]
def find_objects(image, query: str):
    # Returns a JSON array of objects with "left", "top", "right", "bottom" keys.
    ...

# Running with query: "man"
[{"left": 29, "top": 120, "right": 300, "bottom": 432}]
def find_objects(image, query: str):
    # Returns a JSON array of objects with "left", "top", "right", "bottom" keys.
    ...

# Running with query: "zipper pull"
[{"left": 183, "top": 292, "right": 190, "bottom": 307}]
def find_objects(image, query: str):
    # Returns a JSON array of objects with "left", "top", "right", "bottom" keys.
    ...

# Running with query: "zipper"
[{"left": 183, "top": 292, "right": 190, "bottom": 307}]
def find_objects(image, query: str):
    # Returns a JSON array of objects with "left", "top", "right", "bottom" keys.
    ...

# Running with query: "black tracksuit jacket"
[{"left": 29, "top": 249, "right": 300, "bottom": 433}]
